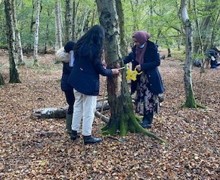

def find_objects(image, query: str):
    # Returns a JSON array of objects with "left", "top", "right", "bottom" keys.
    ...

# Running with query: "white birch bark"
[
  {"left": 33, "top": 0, "right": 41, "bottom": 64},
  {"left": 12, "top": 0, "right": 24, "bottom": 65},
  {"left": 180, "top": 0, "right": 196, "bottom": 107}
]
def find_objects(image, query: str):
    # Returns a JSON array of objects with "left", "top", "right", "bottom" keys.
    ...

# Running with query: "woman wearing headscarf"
[{"left": 124, "top": 31, "right": 164, "bottom": 128}]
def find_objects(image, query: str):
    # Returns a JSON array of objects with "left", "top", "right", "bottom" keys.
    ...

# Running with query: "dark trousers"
[{"left": 64, "top": 90, "right": 75, "bottom": 114}]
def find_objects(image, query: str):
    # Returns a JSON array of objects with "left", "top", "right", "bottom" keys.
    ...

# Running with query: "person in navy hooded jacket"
[
  {"left": 60, "top": 41, "right": 75, "bottom": 134},
  {"left": 68, "top": 25, "right": 120, "bottom": 145},
  {"left": 124, "top": 31, "right": 164, "bottom": 129}
]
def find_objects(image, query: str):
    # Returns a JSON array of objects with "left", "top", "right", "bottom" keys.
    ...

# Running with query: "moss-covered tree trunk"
[
  {"left": 96, "top": 0, "right": 164, "bottom": 143},
  {"left": 180, "top": 0, "right": 199, "bottom": 108}
]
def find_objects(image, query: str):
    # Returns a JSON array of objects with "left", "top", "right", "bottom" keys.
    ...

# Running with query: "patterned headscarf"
[{"left": 132, "top": 31, "right": 150, "bottom": 64}]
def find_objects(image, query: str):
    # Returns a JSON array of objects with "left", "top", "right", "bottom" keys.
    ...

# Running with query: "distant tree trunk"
[
  {"left": 30, "top": 0, "right": 35, "bottom": 34},
  {"left": 192, "top": 0, "right": 205, "bottom": 72},
  {"left": 72, "top": 1, "right": 76, "bottom": 40},
  {"left": 27, "top": 0, "right": 36, "bottom": 53},
  {"left": 180, "top": 0, "right": 197, "bottom": 108},
  {"left": 79, "top": 9, "right": 91, "bottom": 36},
  {"left": 90, "top": 9, "right": 97, "bottom": 27},
  {"left": 177, "top": 32, "right": 182, "bottom": 50},
  {"left": 12, "top": 0, "right": 24, "bottom": 66},
  {"left": 4, "top": 0, "right": 21, "bottom": 83},
  {"left": 115, "top": 0, "right": 127, "bottom": 57},
  {"left": 129, "top": 0, "right": 139, "bottom": 31},
  {"left": 0, "top": 73, "right": 5, "bottom": 85},
  {"left": 64, "top": 0, "right": 72, "bottom": 43},
  {"left": 167, "top": 48, "right": 171, "bottom": 57},
  {"left": 210, "top": 11, "right": 220, "bottom": 46},
  {"left": 162, "top": 35, "right": 172, "bottom": 57},
  {"left": 33, "top": 0, "right": 41, "bottom": 65},
  {"left": 83, "top": 10, "right": 91, "bottom": 32},
  {"left": 96, "top": 0, "right": 164, "bottom": 143},
  {"left": 16, "top": 31, "right": 24, "bottom": 65},
  {"left": 44, "top": 8, "right": 51, "bottom": 54},
  {"left": 55, "top": 0, "right": 63, "bottom": 50},
  {"left": 193, "top": 0, "right": 218, "bottom": 53}
]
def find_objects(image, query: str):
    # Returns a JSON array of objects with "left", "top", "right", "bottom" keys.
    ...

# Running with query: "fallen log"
[
  {"left": 31, "top": 100, "right": 110, "bottom": 120},
  {"left": 95, "top": 111, "right": 109, "bottom": 123}
]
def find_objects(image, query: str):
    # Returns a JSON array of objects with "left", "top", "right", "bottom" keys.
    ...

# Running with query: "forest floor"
[{"left": 0, "top": 49, "right": 220, "bottom": 180}]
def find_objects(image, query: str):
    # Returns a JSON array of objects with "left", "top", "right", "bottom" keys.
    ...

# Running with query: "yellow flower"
[{"left": 126, "top": 68, "right": 142, "bottom": 81}]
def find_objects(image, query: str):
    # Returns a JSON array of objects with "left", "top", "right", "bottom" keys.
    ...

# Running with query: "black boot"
[
  {"left": 141, "top": 113, "right": 153, "bottom": 129},
  {"left": 145, "top": 113, "right": 153, "bottom": 129},
  {"left": 83, "top": 135, "right": 102, "bottom": 145},
  {"left": 65, "top": 113, "right": 72, "bottom": 135},
  {"left": 140, "top": 116, "right": 149, "bottom": 128},
  {"left": 70, "top": 130, "right": 80, "bottom": 140}
]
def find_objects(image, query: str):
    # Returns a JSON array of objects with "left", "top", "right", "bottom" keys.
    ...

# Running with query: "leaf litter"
[{"left": 0, "top": 51, "right": 219, "bottom": 179}]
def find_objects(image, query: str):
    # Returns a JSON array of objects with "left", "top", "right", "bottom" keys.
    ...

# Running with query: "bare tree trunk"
[
  {"left": 180, "top": 0, "right": 197, "bottom": 108},
  {"left": 72, "top": 1, "right": 76, "bottom": 40},
  {"left": 79, "top": 9, "right": 91, "bottom": 36},
  {"left": 44, "top": 8, "right": 50, "bottom": 54},
  {"left": 129, "top": 0, "right": 139, "bottom": 31},
  {"left": 210, "top": 10, "right": 220, "bottom": 46},
  {"left": 90, "top": 9, "right": 97, "bottom": 27},
  {"left": 192, "top": 0, "right": 206, "bottom": 73},
  {"left": 30, "top": 0, "right": 35, "bottom": 33},
  {"left": 64, "top": 0, "right": 72, "bottom": 43},
  {"left": 0, "top": 73, "right": 5, "bottom": 85},
  {"left": 12, "top": 0, "right": 24, "bottom": 66},
  {"left": 193, "top": 0, "right": 218, "bottom": 53},
  {"left": 33, "top": 0, "right": 41, "bottom": 65},
  {"left": 4, "top": 0, "right": 21, "bottom": 83},
  {"left": 115, "top": 0, "right": 127, "bottom": 57},
  {"left": 96, "top": 0, "right": 164, "bottom": 143},
  {"left": 192, "top": 0, "right": 204, "bottom": 55},
  {"left": 55, "top": 0, "right": 63, "bottom": 50}
]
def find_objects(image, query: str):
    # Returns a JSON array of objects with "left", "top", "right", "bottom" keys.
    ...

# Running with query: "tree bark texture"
[
  {"left": 33, "top": 0, "right": 41, "bottom": 64},
  {"left": 96, "top": 0, "right": 164, "bottom": 143},
  {"left": 64, "top": 0, "right": 72, "bottom": 43},
  {"left": 32, "top": 100, "right": 110, "bottom": 119},
  {"left": 193, "top": 0, "right": 219, "bottom": 53},
  {"left": 72, "top": 0, "right": 77, "bottom": 41},
  {"left": 55, "top": 0, "right": 63, "bottom": 50},
  {"left": 180, "top": 0, "right": 197, "bottom": 108},
  {"left": 4, "top": 0, "right": 21, "bottom": 83},
  {"left": 115, "top": 0, "right": 127, "bottom": 57}
]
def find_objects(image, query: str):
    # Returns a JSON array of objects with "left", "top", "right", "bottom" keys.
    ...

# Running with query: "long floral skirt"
[{"left": 135, "top": 73, "right": 159, "bottom": 116}]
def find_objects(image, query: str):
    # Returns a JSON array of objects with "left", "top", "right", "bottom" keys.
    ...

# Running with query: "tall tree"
[
  {"left": 4, "top": 0, "right": 21, "bottom": 83},
  {"left": 115, "top": 0, "right": 127, "bottom": 57},
  {"left": 192, "top": 0, "right": 220, "bottom": 54},
  {"left": 12, "top": 0, "right": 24, "bottom": 66},
  {"left": 33, "top": 0, "right": 41, "bottom": 65},
  {"left": 179, "top": 0, "right": 199, "bottom": 108},
  {"left": 96, "top": 0, "right": 164, "bottom": 143},
  {"left": 72, "top": 0, "right": 79, "bottom": 41},
  {"left": 55, "top": 0, "right": 63, "bottom": 50},
  {"left": 64, "top": 0, "right": 72, "bottom": 43}
]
